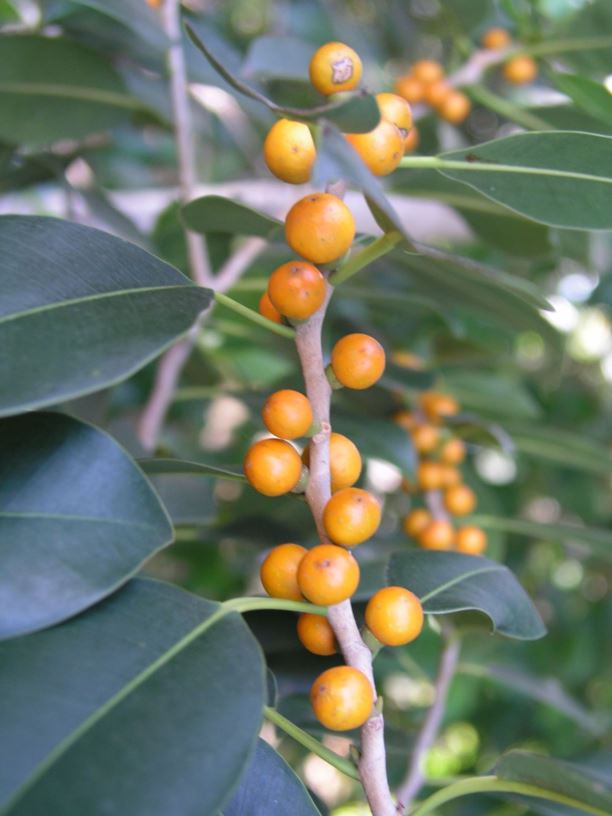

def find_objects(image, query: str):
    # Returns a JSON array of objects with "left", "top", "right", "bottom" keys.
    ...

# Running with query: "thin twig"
[
  {"left": 137, "top": 238, "right": 267, "bottom": 450},
  {"left": 163, "top": 0, "right": 211, "bottom": 287},
  {"left": 395, "top": 630, "right": 461, "bottom": 814},
  {"left": 294, "top": 284, "right": 395, "bottom": 816}
]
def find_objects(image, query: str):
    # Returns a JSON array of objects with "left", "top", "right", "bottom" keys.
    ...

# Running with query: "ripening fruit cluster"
[
  {"left": 263, "top": 41, "right": 418, "bottom": 185},
  {"left": 250, "top": 44, "right": 429, "bottom": 727},
  {"left": 396, "top": 391, "right": 487, "bottom": 556},
  {"left": 394, "top": 59, "right": 472, "bottom": 126},
  {"left": 480, "top": 26, "right": 538, "bottom": 85}
]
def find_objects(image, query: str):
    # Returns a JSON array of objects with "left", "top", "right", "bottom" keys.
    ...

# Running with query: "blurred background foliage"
[{"left": 1, "top": 0, "right": 611, "bottom": 812}]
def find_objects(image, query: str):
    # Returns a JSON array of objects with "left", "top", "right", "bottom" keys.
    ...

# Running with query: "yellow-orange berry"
[
  {"left": 481, "top": 27, "right": 512, "bottom": 50},
  {"left": 503, "top": 55, "right": 537, "bottom": 85},
  {"left": 444, "top": 483, "right": 476, "bottom": 516},
  {"left": 424, "top": 79, "right": 451, "bottom": 108},
  {"left": 260, "top": 543, "right": 307, "bottom": 600},
  {"left": 310, "top": 666, "right": 372, "bottom": 731},
  {"left": 267, "top": 260, "right": 326, "bottom": 320},
  {"left": 323, "top": 487, "right": 381, "bottom": 548},
  {"left": 411, "top": 424, "right": 440, "bottom": 454},
  {"left": 346, "top": 120, "right": 404, "bottom": 176},
  {"left": 440, "top": 437, "right": 466, "bottom": 465},
  {"left": 259, "top": 291, "right": 282, "bottom": 324},
  {"left": 403, "top": 126, "right": 419, "bottom": 153},
  {"left": 417, "top": 460, "right": 445, "bottom": 492},
  {"left": 402, "top": 508, "right": 432, "bottom": 539},
  {"left": 418, "top": 520, "right": 455, "bottom": 550},
  {"left": 419, "top": 391, "right": 460, "bottom": 422},
  {"left": 393, "top": 410, "right": 418, "bottom": 431},
  {"left": 303, "top": 431, "right": 362, "bottom": 492},
  {"left": 394, "top": 74, "right": 425, "bottom": 104},
  {"left": 365, "top": 586, "right": 424, "bottom": 646},
  {"left": 456, "top": 525, "right": 487, "bottom": 555},
  {"left": 438, "top": 90, "right": 471, "bottom": 124},
  {"left": 262, "top": 389, "right": 313, "bottom": 440},
  {"left": 243, "top": 438, "right": 303, "bottom": 496},
  {"left": 298, "top": 544, "right": 360, "bottom": 605},
  {"left": 145, "top": 0, "right": 162, "bottom": 7},
  {"left": 440, "top": 464, "right": 462, "bottom": 488},
  {"left": 331, "top": 333, "right": 386, "bottom": 390},
  {"left": 263, "top": 119, "right": 316, "bottom": 184},
  {"left": 309, "top": 42, "right": 362, "bottom": 96},
  {"left": 297, "top": 613, "right": 337, "bottom": 655},
  {"left": 412, "top": 59, "right": 444, "bottom": 85},
  {"left": 285, "top": 192, "right": 355, "bottom": 265},
  {"left": 376, "top": 92, "right": 413, "bottom": 139}
]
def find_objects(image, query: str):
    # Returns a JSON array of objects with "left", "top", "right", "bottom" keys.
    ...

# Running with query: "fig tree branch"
[
  {"left": 396, "top": 628, "right": 461, "bottom": 813},
  {"left": 163, "top": 0, "right": 211, "bottom": 287},
  {"left": 137, "top": 237, "right": 267, "bottom": 450},
  {"left": 294, "top": 282, "right": 396, "bottom": 816}
]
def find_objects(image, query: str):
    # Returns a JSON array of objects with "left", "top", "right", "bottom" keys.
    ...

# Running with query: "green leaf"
[
  {"left": 0, "top": 0, "right": 18, "bottom": 21},
  {"left": 496, "top": 751, "right": 612, "bottom": 816},
  {"left": 0, "top": 579, "right": 266, "bottom": 816},
  {"left": 0, "top": 216, "right": 212, "bottom": 417},
  {"left": 388, "top": 251, "right": 559, "bottom": 349},
  {"left": 182, "top": 196, "right": 283, "bottom": 239},
  {"left": 243, "top": 35, "right": 312, "bottom": 80},
  {"left": 505, "top": 424, "right": 612, "bottom": 475},
  {"left": 63, "top": 0, "right": 167, "bottom": 50},
  {"left": 406, "top": 132, "right": 612, "bottom": 231},
  {"left": 387, "top": 551, "right": 546, "bottom": 640},
  {"left": 139, "top": 458, "right": 247, "bottom": 482},
  {"left": 550, "top": 73, "right": 612, "bottom": 128},
  {"left": 471, "top": 515, "right": 612, "bottom": 564},
  {"left": 185, "top": 24, "right": 378, "bottom": 132},
  {"left": 0, "top": 36, "right": 141, "bottom": 146},
  {"left": 0, "top": 412, "right": 172, "bottom": 639},
  {"left": 223, "top": 739, "right": 322, "bottom": 816},
  {"left": 314, "top": 123, "right": 413, "bottom": 246},
  {"left": 459, "top": 663, "right": 605, "bottom": 735},
  {"left": 440, "top": 371, "right": 542, "bottom": 420}
]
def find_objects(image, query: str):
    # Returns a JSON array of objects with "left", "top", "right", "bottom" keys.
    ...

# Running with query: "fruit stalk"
[{"left": 294, "top": 282, "right": 396, "bottom": 816}]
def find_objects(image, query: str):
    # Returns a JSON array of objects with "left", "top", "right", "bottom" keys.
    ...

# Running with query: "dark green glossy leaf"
[
  {"left": 243, "top": 35, "right": 312, "bottom": 80},
  {"left": 388, "top": 252, "right": 559, "bottom": 350},
  {"left": 182, "top": 196, "right": 283, "bottom": 239},
  {"left": 185, "top": 24, "right": 378, "bottom": 132},
  {"left": 314, "top": 123, "right": 409, "bottom": 243},
  {"left": 387, "top": 551, "right": 546, "bottom": 640},
  {"left": 550, "top": 73, "right": 612, "bottom": 128},
  {"left": 440, "top": 371, "right": 542, "bottom": 420},
  {"left": 505, "top": 423, "right": 612, "bottom": 475},
  {"left": 459, "top": 663, "right": 604, "bottom": 734},
  {"left": 0, "top": 216, "right": 212, "bottom": 417},
  {"left": 438, "top": 132, "right": 612, "bottom": 230},
  {"left": 471, "top": 515, "right": 612, "bottom": 564},
  {"left": 223, "top": 739, "right": 321, "bottom": 816},
  {"left": 64, "top": 0, "right": 167, "bottom": 50},
  {"left": 0, "top": 579, "right": 266, "bottom": 816},
  {"left": 0, "top": 412, "right": 172, "bottom": 639},
  {"left": 0, "top": 36, "right": 140, "bottom": 146},
  {"left": 496, "top": 751, "right": 612, "bottom": 815},
  {"left": 139, "top": 458, "right": 246, "bottom": 482}
]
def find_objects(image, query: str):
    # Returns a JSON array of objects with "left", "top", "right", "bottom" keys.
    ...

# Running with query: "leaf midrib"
[
  {"left": 0, "top": 511, "right": 159, "bottom": 532},
  {"left": 420, "top": 565, "right": 505, "bottom": 604},
  {"left": 0, "top": 602, "right": 234, "bottom": 815},
  {"left": 0, "top": 284, "right": 199, "bottom": 326},
  {"left": 0, "top": 81, "right": 142, "bottom": 110}
]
